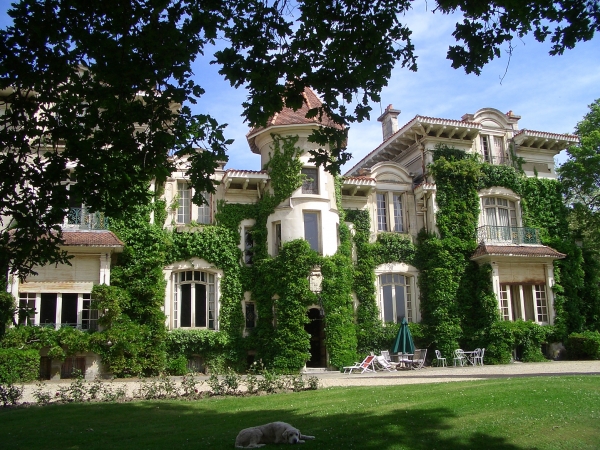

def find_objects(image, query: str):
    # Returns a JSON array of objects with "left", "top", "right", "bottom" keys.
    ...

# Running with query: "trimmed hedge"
[
  {"left": 566, "top": 331, "right": 600, "bottom": 360},
  {"left": 0, "top": 348, "right": 40, "bottom": 383}
]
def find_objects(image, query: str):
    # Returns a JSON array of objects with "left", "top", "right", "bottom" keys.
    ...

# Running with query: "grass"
[{"left": 1, "top": 375, "right": 599, "bottom": 450}]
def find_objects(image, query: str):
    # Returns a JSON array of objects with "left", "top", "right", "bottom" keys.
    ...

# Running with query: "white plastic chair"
[
  {"left": 473, "top": 348, "right": 485, "bottom": 366},
  {"left": 453, "top": 349, "right": 467, "bottom": 367},
  {"left": 434, "top": 349, "right": 447, "bottom": 367},
  {"left": 375, "top": 355, "right": 397, "bottom": 372}
]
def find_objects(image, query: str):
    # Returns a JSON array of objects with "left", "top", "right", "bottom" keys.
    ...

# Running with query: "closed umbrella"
[{"left": 392, "top": 317, "right": 415, "bottom": 355}]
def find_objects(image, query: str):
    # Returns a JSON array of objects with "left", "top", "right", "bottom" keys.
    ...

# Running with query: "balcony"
[
  {"left": 63, "top": 207, "right": 109, "bottom": 230},
  {"left": 477, "top": 226, "right": 541, "bottom": 245}
]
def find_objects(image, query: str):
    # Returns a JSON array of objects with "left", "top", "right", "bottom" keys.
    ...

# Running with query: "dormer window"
[
  {"left": 480, "top": 135, "right": 504, "bottom": 164},
  {"left": 301, "top": 168, "right": 319, "bottom": 194},
  {"left": 377, "top": 192, "right": 405, "bottom": 232}
]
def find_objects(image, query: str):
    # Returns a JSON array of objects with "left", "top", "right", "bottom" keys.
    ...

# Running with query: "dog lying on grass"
[{"left": 235, "top": 421, "right": 315, "bottom": 448}]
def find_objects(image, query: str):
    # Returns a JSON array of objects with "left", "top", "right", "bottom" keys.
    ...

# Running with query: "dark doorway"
[{"left": 305, "top": 308, "right": 326, "bottom": 368}]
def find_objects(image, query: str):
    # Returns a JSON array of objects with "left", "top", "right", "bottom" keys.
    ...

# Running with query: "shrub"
[
  {"left": 0, "top": 348, "right": 40, "bottom": 383},
  {"left": 166, "top": 355, "right": 189, "bottom": 375},
  {"left": 566, "top": 331, "right": 600, "bottom": 360}
]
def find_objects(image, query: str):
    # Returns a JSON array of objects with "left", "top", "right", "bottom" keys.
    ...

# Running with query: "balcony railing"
[
  {"left": 64, "top": 207, "right": 109, "bottom": 230},
  {"left": 477, "top": 225, "right": 541, "bottom": 245},
  {"left": 481, "top": 154, "right": 511, "bottom": 166}
]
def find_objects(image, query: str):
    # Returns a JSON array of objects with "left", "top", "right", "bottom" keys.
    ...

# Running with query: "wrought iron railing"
[
  {"left": 64, "top": 207, "right": 109, "bottom": 230},
  {"left": 477, "top": 225, "right": 541, "bottom": 245},
  {"left": 481, "top": 153, "right": 511, "bottom": 166}
]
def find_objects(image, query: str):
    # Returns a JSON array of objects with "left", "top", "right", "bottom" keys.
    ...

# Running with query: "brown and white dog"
[{"left": 235, "top": 422, "right": 315, "bottom": 448}]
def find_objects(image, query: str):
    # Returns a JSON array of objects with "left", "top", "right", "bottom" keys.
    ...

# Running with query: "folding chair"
[
  {"left": 343, "top": 355, "right": 376, "bottom": 374},
  {"left": 411, "top": 348, "right": 427, "bottom": 370},
  {"left": 375, "top": 354, "right": 397, "bottom": 372}
]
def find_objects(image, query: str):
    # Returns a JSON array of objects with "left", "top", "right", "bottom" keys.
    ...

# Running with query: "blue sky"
[{"left": 2, "top": 1, "right": 599, "bottom": 173}]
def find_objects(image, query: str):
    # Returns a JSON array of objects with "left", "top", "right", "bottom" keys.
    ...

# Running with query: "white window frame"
[
  {"left": 176, "top": 181, "right": 212, "bottom": 225},
  {"left": 173, "top": 270, "right": 217, "bottom": 329},
  {"left": 17, "top": 292, "right": 97, "bottom": 330},
  {"left": 378, "top": 273, "right": 413, "bottom": 323},
  {"left": 376, "top": 192, "right": 406, "bottom": 233},
  {"left": 480, "top": 134, "right": 504, "bottom": 164}
]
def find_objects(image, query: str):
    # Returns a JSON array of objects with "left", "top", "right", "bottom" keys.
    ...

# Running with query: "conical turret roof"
[{"left": 246, "top": 87, "right": 343, "bottom": 154}]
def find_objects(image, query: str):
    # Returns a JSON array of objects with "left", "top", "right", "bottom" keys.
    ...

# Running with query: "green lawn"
[{"left": 2, "top": 376, "right": 599, "bottom": 450}]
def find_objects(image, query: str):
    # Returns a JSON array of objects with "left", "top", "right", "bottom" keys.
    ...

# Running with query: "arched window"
[
  {"left": 483, "top": 197, "right": 517, "bottom": 228},
  {"left": 379, "top": 274, "right": 413, "bottom": 323},
  {"left": 173, "top": 270, "right": 216, "bottom": 329}
]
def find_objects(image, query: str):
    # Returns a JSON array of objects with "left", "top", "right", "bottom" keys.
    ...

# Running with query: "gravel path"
[{"left": 12, "top": 360, "right": 600, "bottom": 404}]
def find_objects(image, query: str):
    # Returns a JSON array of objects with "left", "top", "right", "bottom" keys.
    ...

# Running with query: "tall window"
[
  {"left": 177, "top": 182, "right": 191, "bottom": 224},
  {"left": 81, "top": 294, "right": 98, "bottom": 330},
  {"left": 273, "top": 221, "right": 282, "bottom": 256},
  {"left": 303, "top": 212, "right": 320, "bottom": 252},
  {"left": 499, "top": 285, "right": 511, "bottom": 321},
  {"left": 301, "top": 168, "right": 319, "bottom": 194},
  {"left": 534, "top": 285, "right": 549, "bottom": 324},
  {"left": 377, "top": 193, "right": 388, "bottom": 231},
  {"left": 197, "top": 191, "right": 211, "bottom": 224},
  {"left": 379, "top": 274, "right": 412, "bottom": 323},
  {"left": 177, "top": 182, "right": 212, "bottom": 225},
  {"left": 173, "top": 270, "right": 216, "bottom": 329},
  {"left": 244, "top": 227, "right": 254, "bottom": 265},
  {"left": 393, "top": 194, "right": 404, "bottom": 232},
  {"left": 480, "top": 135, "right": 504, "bottom": 164},
  {"left": 377, "top": 192, "right": 405, "bottom": 232},
  {"left": 245, "top": 302, "right": 256, "bottom": 329}
]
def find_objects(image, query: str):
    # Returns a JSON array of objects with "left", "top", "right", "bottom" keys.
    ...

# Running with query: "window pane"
[
  {"left": 180, "top": 284, "right": 192, "bottom": 327},
  {"left": 18, "top": 293, "right": 36, "bottom": 325},
  {"left": 304, "top": 213, "right": 319, "bottom": 251},
  {"left": 61, "top": 293, "right": 78, "bottom": 326},
  {"left": 377, "top": 193, "right": 387, "bottom": 231},
  {"left": 40, "top": 293, "right": 57, "bottom": 325},
  {"left": 382, "top": 285, "right": 393, "bottom": 323},
  {"left": 195, "top": 284, "right": 207, "bottom": 327},
  {"left": 395, "top": 284, "right": 406, "bottom": 323},
  {"left": 177, "top": 182, "right": 191, "bottom": 224},
  {"left": 274, "top": 222, "right": 282, "bottom": 255},
  {"left": 196, "top": 192, "right": 211, "bottom": 224},
  {"left": 393, "top": 194, "right": 403, "bottom": 232},
  {"left": 244, "top": 228, "right": 254, "bottom": 265},
  {"left": 301, "top": 168, "right": 318, "bottom": 194},
  {"left": 245, "top": 303, "right": 256, "bottom": 329}
]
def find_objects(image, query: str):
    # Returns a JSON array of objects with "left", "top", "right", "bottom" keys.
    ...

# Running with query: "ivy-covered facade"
[{"left": 6, "top": 89, "right": 598, "bottom": 378}]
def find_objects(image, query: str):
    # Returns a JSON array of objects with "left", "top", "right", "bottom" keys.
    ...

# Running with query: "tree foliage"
[
  {"left": 1, "top": 0, "right": 598, "bottom": 280},
  {"left": 558, "top": 98, "right": 600, "bottom": 252}
]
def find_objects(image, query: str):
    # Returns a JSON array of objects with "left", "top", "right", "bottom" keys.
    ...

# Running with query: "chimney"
[{"left": 377, "top": 104, "right": 401, "bottom": 141}]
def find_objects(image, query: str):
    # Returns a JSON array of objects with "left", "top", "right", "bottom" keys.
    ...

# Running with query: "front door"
[{"left": 305, "top": 308, "right": 326, "bottom": 367}]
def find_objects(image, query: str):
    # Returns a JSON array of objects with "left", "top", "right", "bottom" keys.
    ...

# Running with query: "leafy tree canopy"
[
  {"left": 558, "top": 98, "right": 600, "bottom": 251},
  {"left": 1, "top": 0, "right": 598, "bottom": 279}
]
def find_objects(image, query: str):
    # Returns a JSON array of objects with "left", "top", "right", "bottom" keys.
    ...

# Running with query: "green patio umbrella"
[{"left": 392, "top": 317, "right": 415, "bottom": 354}]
